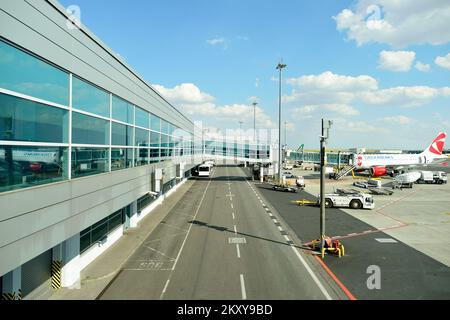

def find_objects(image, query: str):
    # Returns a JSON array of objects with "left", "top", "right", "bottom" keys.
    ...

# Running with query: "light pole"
[
  {"left": 252, "top": 101, "right": 257, "bottom": 143},
  {"left": 276, "top": 61, "right": 286, "bottom": 183},
  {"left": 320, "top": 118, "right": 333, "bottom": 257}
]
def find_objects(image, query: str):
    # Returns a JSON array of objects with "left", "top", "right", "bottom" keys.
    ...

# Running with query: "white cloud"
[
  {"left": 284, "top": 71, "right": 448, "bottom": 109},
  {"left": 294, "top": 104, "right": 360, "bottom": 117},
  {"left": 287, "top": 71, "right": 378, "bottom": 92},
  {"left": 435, "top": 53, "right": 450, "bottom": 70},
  {"left": 153, "top": 83, "right": 276, "bottom": 129},
  {"left": 357, "top": 86, "right": 439, "bottom": 107},
  {"left": 415, "top": 61, "right": 431, "bottom": 72},
  {"left": 333, "top": 1, "right": 450, "bottom": 47},
  {"left": 378, "top": 51, "right": 415, "bottom": 72},
  {"left": 206, "top": 38, "right": 228, "bottom": 49},
  {"left": 153, "top": 83, "right": 214, "bottom": 104},
  {"left": 380, "top": 115, "right": 415, "bottom": 125}
]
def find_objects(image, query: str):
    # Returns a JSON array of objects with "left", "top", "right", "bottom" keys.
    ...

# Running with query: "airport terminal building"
[{"left": 0, "top": 0, "right": 273, "bottom": 299}]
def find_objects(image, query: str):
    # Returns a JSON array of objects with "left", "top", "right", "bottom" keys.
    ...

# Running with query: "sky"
[{"left": 59, "top": 0, "right": 450, "bottom": 150}]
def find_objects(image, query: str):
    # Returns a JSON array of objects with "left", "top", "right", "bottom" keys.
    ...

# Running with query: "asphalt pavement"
[
  {"left": 98, "top": 166, "right": 342, "bottom": 300},
  {"left": 255, "top": 181, "right": 450, "bottom": 299}
]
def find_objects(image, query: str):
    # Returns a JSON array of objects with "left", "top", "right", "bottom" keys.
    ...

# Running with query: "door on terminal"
[{"left": 123, "top": 204, "right": 132, "bottom": 230}]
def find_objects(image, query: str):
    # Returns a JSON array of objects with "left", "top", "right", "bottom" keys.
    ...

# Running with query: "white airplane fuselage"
[{"left": 354, "top": 153, "right": 437, "bottom": 170}]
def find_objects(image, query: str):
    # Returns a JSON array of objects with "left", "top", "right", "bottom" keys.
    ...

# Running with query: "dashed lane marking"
[{"left": 240, "top": 274, "right": 247, "bottom": 300}]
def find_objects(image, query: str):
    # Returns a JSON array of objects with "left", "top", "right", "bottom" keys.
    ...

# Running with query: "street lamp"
[
  {"left": 252, "top": 101, "right": 257, "bottom": 143},
  {"left": 320, "top": 118, "right": 333, "bottom": 257},
  {"left": 276, "top": 61, "right": 287, "bottom": 183}
]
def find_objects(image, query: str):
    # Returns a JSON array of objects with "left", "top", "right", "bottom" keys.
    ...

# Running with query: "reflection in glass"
[
  {"left": 112, "top": 122, "right": 133, "bottom": 146},
  {"left": 150, "top": 114, "right": 160, "bottom": 132},
  {"left": 72, "top": 76, "right": 109, "bottom": 117},
  {"left": 135, "top": 148, "right": 149, "bottom": 166},
  {"left": 161, "top": 134, "right": 169, "bottom": 148},
  {"left": 0, "top": 93, "right": 68, "bottom": 143},
  {"left": 72, "top": 112, "right": 109, "bottom": 145},
  {"left": 135, "top": 128, "right": 149, "bottom": 147},
  {"left": 111, "top": 148, "right": 133, "bottom": 171},
  {"left": 150, "top": 131, "right": 160, "bottom": 148},
  {"left": 0, "top": 146, "right": 68, "bottom": 193},
  {"left": 112, "top": 95, "right": 134, "bottom": 124},
  {"left": 0, "top": 40, "right": 69, "bottom": 105},
  {"left": 150, "top": 148, "right": 159, "bottom": 163},
  {"left": 135, "top": 107, "right": 149, "bottom": 128},
  {"left": 71, "top": 147, "right": 109, "bottom": 178}
]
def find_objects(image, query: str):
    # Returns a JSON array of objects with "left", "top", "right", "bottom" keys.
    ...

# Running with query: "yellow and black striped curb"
[
  {"left": 51, "top": 260, "right": 62, "bottom": 289},
  {"left": 17, "top": 289, "right": 22, "bottom": 300},
  {"left": 1, "top": 292, "right": 16, "bottom": 300}
]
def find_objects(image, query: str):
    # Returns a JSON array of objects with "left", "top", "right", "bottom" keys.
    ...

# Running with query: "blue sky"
[{"left": 60, "top": 0, "right": 450, "bottom": 150}]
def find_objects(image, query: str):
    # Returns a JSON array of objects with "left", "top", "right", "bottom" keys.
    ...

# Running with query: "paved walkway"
[{"left": 48, "top": 180, "right": 194, "bottom": 300}]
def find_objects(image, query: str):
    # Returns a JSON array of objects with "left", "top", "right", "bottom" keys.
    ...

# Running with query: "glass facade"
[
  {"left": 72, "top": 112, "right": 109, "bottom": 145},
  {"left": 112, "top": 95, "right": 134, "bottom": 124},
  {"left": 72, "top": 76, "right": 109, "bottom": 117},
  {"left": 111, "top": 122, "right": 133, "bottom": 146},
  {"left": 71, "top": 147, "right": 109, "bottom": 178},
  {"left": 0, "top": 40, "right": 69, "bottom": 106},
  {"left": 0, "top": 37, "right": 271, "bottom": 195},
  {"left": 0, "top": 93, "right": 68, "bottom": 143},
  {"left": 0, "top": 146, "right": 68, "bottom": 193}
]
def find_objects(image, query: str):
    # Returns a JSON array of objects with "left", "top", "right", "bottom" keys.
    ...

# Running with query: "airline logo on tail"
[{"left": 428, "top": 132, "right": 446, "bottom": 155}]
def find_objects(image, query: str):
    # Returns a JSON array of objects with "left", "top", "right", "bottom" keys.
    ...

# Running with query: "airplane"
[{"left": 352, "top": 132, "right": 448, "bottom": 177}]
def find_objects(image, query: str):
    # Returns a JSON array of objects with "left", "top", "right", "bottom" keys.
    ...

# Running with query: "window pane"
[
  {"left": 91, "top": 221, "right": 108, "bottom": 243},
  {"left": 0, "top": 146, "right": 68, "bottom": 193},
  {"left": 135, "top": 148, "right": 149, "bottom": 166},
  {"left": 72, "top": 112, "right": 109, "bottom": 145},
  {"left": 80, "top": 232, "right": 92, "bottom": 254},
  {"left": 0, "top": 40, "right": 69, "bottom": 105},
  {"left": 135, "top": 107, "right": 149, "bottom": 128},
  {"left": 108, "top": 211, "right": 122, "bottom": 231},
  {"left": 0, "top": 93, "right": 68, "bottom": 143},
  {"left": 150, "top": 148, "right": 159, "bottom": 161},
  {"left": 135, "top": 128, "right": 149, "bottom": 147},
  {"left": 71, "top": 147, "right": 109, "bottom": 178},
  {"left": 111, "top": 122, "right": 133, "bottom": 146},
  {"left": 161, "top": 120, "right": 169, "bottom": 134},
  {"left": 161, "top": 134, "right": 169, "bottom": 148},
  {"left": 111, "top": 148, "right": 133, "bottom": 171},
  {"left": 72, "top": 77, "right": 109, "bottom": 117},
  {"left": 161, "top": 149, "right": 168, "bottom": 158},
  {"left": 112, "top": 96, "right": 133, "bottom": 124},
  {"left": 150, "top": 132, "right": 160, "bottom": 148},
  {"left": 150, "top": 114, "right": 160, "bottom": 132}
]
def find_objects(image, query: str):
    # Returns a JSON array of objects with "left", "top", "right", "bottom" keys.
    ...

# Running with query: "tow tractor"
[
  {"left": 293, "top": 188, "right": 375, "bottom": 210},
  {"left": 271, "top": 183, "right": 297, "bottom": 193}
]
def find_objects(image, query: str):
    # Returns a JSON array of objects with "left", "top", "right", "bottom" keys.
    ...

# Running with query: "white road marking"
[
  {"left": 231, "top": 203, "right": 234, "bottom": 209},
  {"left": 375, "top": 238, "right": 398, "bottom": 243},
  {"left": 160, "top": 279, "right": 170, "bottom": 299},
  {"left": 284, "top": 235, "right": 290, "bottom": 241},
  {"left": 236, "top": 244, "right": 241, "bottom": 258},
  {"left": 273, "top": 219, "right": 278, "bottom": 224},
  {"left": 290, "top": 246, "right": 332, "bottom": 300},
  {"left": 232, "top": 212, "right": 235, "bottom": 220},
  {"left": 240, "top": 274, "right": 247, "bottom": 300},
  {"left": 278, "top": 226, "right": 283, "bottom": 231},
  {"left": 233, "top": 225, "right": 237, "bottom": 234},
  {"left": 160, "top": 177, "right": 213, "bottom": 299}
]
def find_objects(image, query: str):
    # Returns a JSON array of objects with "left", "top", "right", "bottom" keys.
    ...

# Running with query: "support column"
[
  {"left": 2, "top": 266, "right": 21, "bottom": 300},
  {"left": 61, "top": 234, "right": 81, "bottom": 288},
  {"left": 260, "top": 165, "right": 264, "bottom": 183},
  {"left": 130, "top": 200, "right": 138, "bottom": 228}
]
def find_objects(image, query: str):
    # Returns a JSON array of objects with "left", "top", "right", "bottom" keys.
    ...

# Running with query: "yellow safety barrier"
[
  {"left": 310, "top": 236, "right": 345, "bottom": 259},
  {"left": 51, "top": 260, "right": 62, "bottom": 289},
  {"left": 291, "top": 199, "right": 317, "bottom": 206}
]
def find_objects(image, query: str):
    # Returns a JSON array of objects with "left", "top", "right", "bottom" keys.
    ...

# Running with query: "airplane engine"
[{"left": 370, "top": 166, "right": 387, "bottom": 177}]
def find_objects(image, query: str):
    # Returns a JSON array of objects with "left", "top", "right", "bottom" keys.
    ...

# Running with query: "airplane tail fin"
[{"left": 421, "top": 132, "right": 446, "bottom": 157}]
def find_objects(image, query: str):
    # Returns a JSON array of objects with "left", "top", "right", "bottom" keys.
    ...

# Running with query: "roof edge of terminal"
[{"left": 46, "top": 0, "right": 195, "bottom": 128}]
